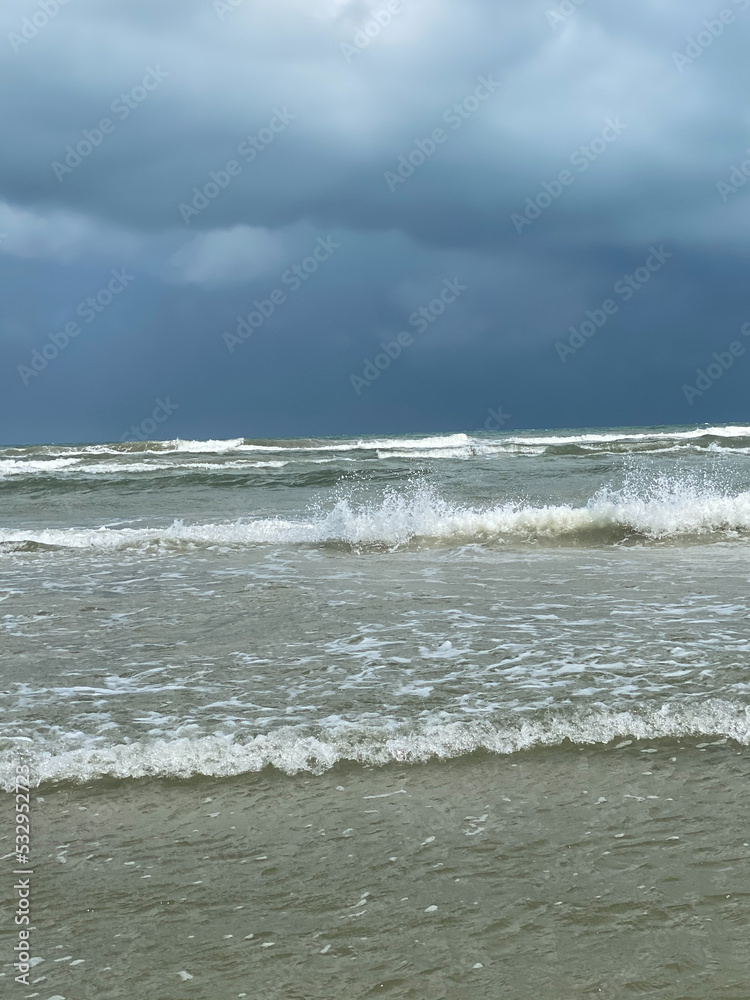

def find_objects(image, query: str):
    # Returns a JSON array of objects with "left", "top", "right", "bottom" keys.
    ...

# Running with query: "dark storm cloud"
[
  {"left": 3, "top": 0, "right": 747, "bottom": 243},
  {"left": 1, "top": 0, "right": 750, "bottom": 443}
]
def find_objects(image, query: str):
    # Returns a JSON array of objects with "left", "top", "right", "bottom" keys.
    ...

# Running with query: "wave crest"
[
  {"left": 4, "top": 426, "right": 750, "bottom": 471},
  {"left": 3, "top": 701, "right": 748, "bottom": 788},
  {"left": 3, "top": 478, "right": 750, "bottom": 551}
]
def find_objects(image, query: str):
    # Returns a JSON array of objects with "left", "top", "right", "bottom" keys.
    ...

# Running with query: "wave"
[
  {"left": 0, "top": 458, "right": 293, "bottom": 478},
  {"left": 3, "top": 445, "right": 748, "bottom": 485},
  {"left": 499, "top": 425, "right": 750, "bottom": 447},
  {"left": 3, "top": 701, "right": 748, "bottom": 788},
  {"left": 3, "top": 426, "right": 750, "bottom": 474},
  {"left": 3, "top": 480, "right": 750, "bottom": 551},
  {"left": 0, "top": 433, "right": 471, "bottom": 460}
]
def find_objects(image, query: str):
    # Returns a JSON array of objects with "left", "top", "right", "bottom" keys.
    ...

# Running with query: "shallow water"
[
  {"left": 13, "top": 743, "right": 750, "bottom": 999},
  {"left": 2, "top": 424, "right": 750, "bottom": 996}
]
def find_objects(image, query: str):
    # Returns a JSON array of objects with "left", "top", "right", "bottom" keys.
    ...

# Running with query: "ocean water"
[{"left": 2, "top": 424, "right": 750, "bottom": 998}]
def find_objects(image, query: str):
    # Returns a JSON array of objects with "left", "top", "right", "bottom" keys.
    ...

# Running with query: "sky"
[{"left": 1, "top": 0, "right": 750, "bottom": 444}]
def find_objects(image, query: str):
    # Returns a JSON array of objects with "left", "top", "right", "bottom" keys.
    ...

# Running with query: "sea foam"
[
  {"left": 3, "top": 701, "right": 748, "bottom": 789},
  {"left": 2, "top": 479, "right": 750, "bottom": 550}
]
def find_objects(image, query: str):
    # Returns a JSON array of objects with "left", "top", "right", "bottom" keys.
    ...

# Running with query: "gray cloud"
[{"left": 1, "top": 0, "right": 749, "bottom": 442}]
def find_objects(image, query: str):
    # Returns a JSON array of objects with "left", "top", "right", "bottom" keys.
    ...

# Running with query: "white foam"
[
  {"left": 3, "top": 701, "right": 748, "bottom": 788},
  {"left": 3, "top": 427, "right": 750, "bottom": 475},
  {"left": 0, "top": 459, "right": 293, "bottom": 480},
  {"left": 0, "top": 458, "right": 81, "bottom": 476},
  {"left": 375, "top": 448, "right": 478, "bottom": 460},
  {"left": 500, "top": 425, "right": 750, "bottom": 446},
  {"left": 232, "top": 434, "right": 473, "bottom": 454},
  {"left": 156, "top": 438, "right": 246, "bottom": 453},
  {"left": 4, "top": 480, "right": 750, "bottom": 550}
]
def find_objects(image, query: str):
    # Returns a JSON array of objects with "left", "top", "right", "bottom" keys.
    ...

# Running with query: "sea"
[{"left": 1, "top": 423, "right": 750, "bottom": 999}]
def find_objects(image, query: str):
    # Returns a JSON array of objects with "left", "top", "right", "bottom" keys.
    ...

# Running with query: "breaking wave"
[
  {"left": 3, "top": 478, "right": 750, "bottom": 551},
  {"left": 3, "top": 701, "right": 748, "bottom": 788},
  {"left": 3, "top": 426, "right": 750, "bottom": 480}
]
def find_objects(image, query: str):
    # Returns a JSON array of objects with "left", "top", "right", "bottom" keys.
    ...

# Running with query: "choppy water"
[{"left": 2, "top": 424, "right": 750, "bottom": 997}]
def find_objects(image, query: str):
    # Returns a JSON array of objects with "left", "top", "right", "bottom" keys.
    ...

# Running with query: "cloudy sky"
[{"left": 1, "top": 0, "right": 749, "bottom": 444}]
